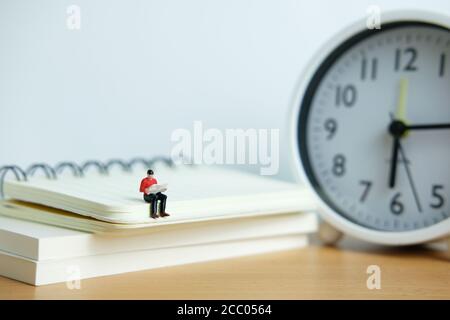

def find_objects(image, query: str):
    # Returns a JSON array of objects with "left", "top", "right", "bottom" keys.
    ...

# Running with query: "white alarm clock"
[{"left": 290, "top": 10, "right": 450, "bottom": 245}]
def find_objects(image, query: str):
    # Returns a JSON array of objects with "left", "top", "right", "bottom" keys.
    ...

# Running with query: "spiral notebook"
[{"left": 0, "top": 157, "right": 316, "bottom": 225}]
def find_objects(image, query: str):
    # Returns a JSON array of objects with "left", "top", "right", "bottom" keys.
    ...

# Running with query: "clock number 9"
[
  {"left": 390, "top": 192, "right": 404, "bottom": 215},
  {"left": 324, "top": 119, "right": 337, "bottom": 140},
  {"left": 332, "top": 154, "right": 346, "bottom": 177}
]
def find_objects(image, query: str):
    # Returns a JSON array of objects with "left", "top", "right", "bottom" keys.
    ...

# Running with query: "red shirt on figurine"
[{"left": 139, "top": 177, "right": 157, "bottom": 195}]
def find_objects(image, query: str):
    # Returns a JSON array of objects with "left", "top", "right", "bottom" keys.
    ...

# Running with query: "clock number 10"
[{"left": 335, "top": 85, "right": 357, "bottom": 107}]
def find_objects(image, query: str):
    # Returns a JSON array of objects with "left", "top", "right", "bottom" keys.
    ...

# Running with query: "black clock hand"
[
  {"left": 388, "top": 115, "right": 405, "bottom": 189},
  {"left": 389, "top": 120, "right": 450, "bottom": 136},
  {"left": 397, "top": 141, "right": 423, "bottom": 213},
  {"left": 388, "top": 78, "right": 409, "bottom": 189},
  {"left": 388, "top": 136, "right": 400, "bottom": 189},
  {"left": 406, "top": 123, "right": 450, "bottom": 130}
]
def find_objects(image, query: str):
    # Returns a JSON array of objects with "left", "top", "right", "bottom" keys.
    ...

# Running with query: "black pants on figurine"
[{"left": 143, "top": 192, "right": 168, "bottom": 218}]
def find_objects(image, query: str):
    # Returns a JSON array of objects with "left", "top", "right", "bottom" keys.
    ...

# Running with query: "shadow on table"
[{"left": 309, "top": 233, "right": 450, "bottom": 262}]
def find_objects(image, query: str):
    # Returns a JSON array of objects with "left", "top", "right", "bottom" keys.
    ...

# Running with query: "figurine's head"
[{"left": 147, "top": 169, "right": 154, "bottom": 178}]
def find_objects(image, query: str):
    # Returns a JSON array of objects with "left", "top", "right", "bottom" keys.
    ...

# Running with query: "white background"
[{"left": 1, "top": 0, "right": 449, "bottom": 181}]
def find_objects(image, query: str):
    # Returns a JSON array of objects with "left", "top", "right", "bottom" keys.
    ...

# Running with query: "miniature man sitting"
[{"left": 139, "top": 169, "right": 169, "bottom": 219}]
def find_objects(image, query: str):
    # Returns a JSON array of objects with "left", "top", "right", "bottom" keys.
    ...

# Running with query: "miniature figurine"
[{"left": 139, "top": 169, "right": 169, "bottom": 219}]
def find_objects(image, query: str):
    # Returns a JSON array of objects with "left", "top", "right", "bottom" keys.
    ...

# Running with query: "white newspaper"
[{"left": 148, "top": 183, "right": 168, "bottom": 194}]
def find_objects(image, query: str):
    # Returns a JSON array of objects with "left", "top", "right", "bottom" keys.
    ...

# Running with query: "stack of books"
[{"left": 0, "top": 161, "right": 317, "bottom": 286}]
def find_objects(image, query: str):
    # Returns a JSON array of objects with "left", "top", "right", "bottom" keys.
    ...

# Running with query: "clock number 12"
[{"left": 395, "top": 47, "right": 418, "bottom": 72}]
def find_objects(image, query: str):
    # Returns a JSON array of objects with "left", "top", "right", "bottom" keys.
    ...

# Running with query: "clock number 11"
[{"left": 361, "top": 58, "right": 378, "bottom": 80}]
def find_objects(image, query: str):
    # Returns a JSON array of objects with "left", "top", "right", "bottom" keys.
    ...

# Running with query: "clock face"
[{"left": 299, "top": 22, "right": 450, "bottom": 232}]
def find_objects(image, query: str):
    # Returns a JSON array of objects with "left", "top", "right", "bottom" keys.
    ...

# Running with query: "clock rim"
[{"left": 289, "top": 10, "right": 450, "bottom": 245}]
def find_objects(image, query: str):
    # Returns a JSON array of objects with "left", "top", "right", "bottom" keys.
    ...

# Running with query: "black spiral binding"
[{"left": 0, "top": 156, "right": 175, "bottom": 199}]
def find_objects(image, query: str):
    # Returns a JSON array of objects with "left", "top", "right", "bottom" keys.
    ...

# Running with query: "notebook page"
[{"left": 4, "top": 165, "right": 316, "bottom": 223}]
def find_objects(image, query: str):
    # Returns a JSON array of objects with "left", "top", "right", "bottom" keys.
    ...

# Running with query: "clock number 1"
[{"left": 439, "top": 53, "right": 446, "bottom": 77}]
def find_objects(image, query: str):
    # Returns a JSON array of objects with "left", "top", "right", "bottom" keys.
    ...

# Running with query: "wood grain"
[{"left": 0, "top": 238, "right": 449, "bottom": 299}]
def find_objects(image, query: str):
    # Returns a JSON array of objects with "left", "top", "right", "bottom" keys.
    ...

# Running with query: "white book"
[
  {"left": 0, "top": 211, "right": 317, "bottom": 261},
  {"left": 0, "top": 234, "right": 309, "bottom": 286},
  {"left": 4, "top": 165, "right": 316, "bottom": 224}
]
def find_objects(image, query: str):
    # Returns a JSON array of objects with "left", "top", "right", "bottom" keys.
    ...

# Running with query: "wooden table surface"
[{"left": 0, "top": 237, "right": 449, "bottom": 300}]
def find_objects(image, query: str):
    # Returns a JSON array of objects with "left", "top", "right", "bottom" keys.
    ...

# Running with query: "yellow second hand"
[
  {"left": 395, "top": 78, "right": 410, "bottom": 138},
  {"left": 396, "top": 78, "right": 408, "bottom": 122}
]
